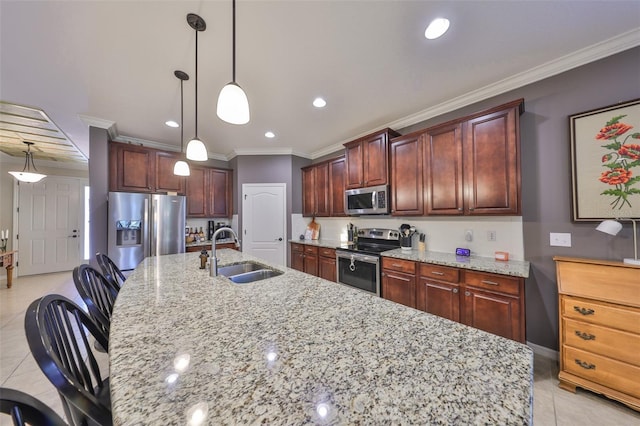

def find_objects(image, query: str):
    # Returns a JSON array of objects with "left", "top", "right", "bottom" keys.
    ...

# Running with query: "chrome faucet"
[{"left": 209, "top": 227, "right": 240, "bottom": 277}]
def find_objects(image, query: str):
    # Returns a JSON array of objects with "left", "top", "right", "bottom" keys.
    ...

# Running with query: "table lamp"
[{"left": 596, "top": 219, "right": 640, "bottom": 265}]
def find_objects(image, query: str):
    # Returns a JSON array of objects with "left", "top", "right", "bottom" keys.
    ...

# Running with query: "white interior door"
[
  {"left": 242, "top": 184, "right": 286, "bottom": 267},
  {"left": 17, "top": 176, "right": 85, "bottom": 275}
]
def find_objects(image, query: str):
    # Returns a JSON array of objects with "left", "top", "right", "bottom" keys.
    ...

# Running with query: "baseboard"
[{"left": 527, "top": 341, "right": 559, "bottom": 360}]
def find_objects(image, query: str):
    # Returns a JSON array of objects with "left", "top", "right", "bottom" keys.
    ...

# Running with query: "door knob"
[{"left": 276, "top": 237, "right": 283, "bottom": 241}]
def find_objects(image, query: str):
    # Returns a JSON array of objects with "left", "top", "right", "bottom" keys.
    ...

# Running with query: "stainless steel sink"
[
  {"left": 228, "top": 268, "right": 283, "bottom": 284},
  {"left": 217, "top": 261, "right": 265, "bottom": 277}
]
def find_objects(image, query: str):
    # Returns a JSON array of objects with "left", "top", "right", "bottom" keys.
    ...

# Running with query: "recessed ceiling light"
[
  {"left": 424, "top": 18, "right": 450, "bottom": 40},
  {"left": 313, "top": 97, "right": 327, "bottom": 108},
  {"left": 165, "top": 120, "right": 179, "bottom": 128},
  {"left": 265, "top": 131, "right": 275, "bottom": 138}
]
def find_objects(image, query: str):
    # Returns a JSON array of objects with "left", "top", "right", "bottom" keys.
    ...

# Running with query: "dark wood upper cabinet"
[
  {"left": 109, "top": 142, "right": 155, "bottom": 193},
  {"left": 390, "top": 133, "right": 423, "bottom": 216},
  {"left": 463, "top": 103, "right": 521, "bottom": 215},
  {"left": 344, "top": 128, "right": 400, "bottom": 189},
  {"left": 424, "top": 122, "right": 464, "bottom": 215},
  {"left": 155, "top": 151, "right": 186, "bottom": 194},
  {"left": 329, "top": 157, "right": 346, "bottom": 216},
  {"left": 302, "top": 157, "right": 341, "bottom": 217},
  {"left": 187, "top": 167, "right": 232, "bottom": 218}
]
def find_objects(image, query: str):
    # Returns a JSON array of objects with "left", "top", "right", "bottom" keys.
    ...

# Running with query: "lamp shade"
[
  {"left": 173, "top": 160, "right": 191, "bottom": 176},
  {"left": 186, "top": 138, "right": 208, "bottom": 161},
  {"left": 217, "top": 82, "right": 250, "bottom": 125},
  {"left": 596, "top": 219, "right": 623, "bottom": 236},
  {"left": 8, "top": 171, "right": 46, "bottom": 183}
]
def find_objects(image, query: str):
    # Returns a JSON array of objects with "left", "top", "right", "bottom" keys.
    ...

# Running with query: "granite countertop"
[
  {"left": 186, "top": 238, "right": 236, "bottom": 248},
  {"left": 110, "top": 250, "right": 533, "bottom": 425},
  {"left": 289, "top": 238, "right": 347, "bottom": 249},
  {"left": 382, "top": 249, "right": 531, "bottom": 278}
]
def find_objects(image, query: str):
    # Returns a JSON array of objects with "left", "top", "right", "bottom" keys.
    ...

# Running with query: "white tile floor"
[{"left": 1, "top": 272, "right": 639, "bottom": 425}]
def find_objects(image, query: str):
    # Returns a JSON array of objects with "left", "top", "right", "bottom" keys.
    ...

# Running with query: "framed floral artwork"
[{"left": 570, "top": 99, "right": 640, "bottom": 221}]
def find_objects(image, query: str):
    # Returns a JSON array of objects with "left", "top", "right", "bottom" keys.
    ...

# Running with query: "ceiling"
[{"left": 1, "top": 1, "right": 639, "bottom": 166}]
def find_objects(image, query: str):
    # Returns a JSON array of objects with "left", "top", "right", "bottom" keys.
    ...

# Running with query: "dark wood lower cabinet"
[
  {"left": 291, "top": 243, "right": 304, "bottom": 272},
  {"left": 318, "top": 248, "right": 336, "bottom": 282},
  {"left": 417, "top": 279, "right": 460, "bottom": 322},
  {"left": 462, "top": 287, "right": 522, "bottom": 341},
  {"left": 381, "top": 258, "right": 417, "bottom": 308}
]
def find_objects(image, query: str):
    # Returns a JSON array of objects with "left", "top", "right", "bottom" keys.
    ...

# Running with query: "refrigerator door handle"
[{"left": 144, "top": 197, "right": 151, "bottom": 258}]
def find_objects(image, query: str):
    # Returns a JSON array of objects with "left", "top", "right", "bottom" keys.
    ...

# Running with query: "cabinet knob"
[
  {"left": 452, "top": 288, "right": 458, "bottom": 294},
  {"left": 465, "top": 291, "right": 471, "bottom": 296},
  {"left": 458, "top": 208, "right": 463, "bottom": 212}
]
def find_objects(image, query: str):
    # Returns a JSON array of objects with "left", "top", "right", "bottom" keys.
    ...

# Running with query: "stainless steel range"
[{"left": 336, "top": 228, "right": 400, "bottom": 295}]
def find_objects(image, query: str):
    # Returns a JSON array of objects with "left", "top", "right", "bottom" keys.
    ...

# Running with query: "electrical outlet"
[
  {"left": 487, "top": 230, "right": 496, "bottom": 241},
  {"left": 550, "top": 232, "right": 572, "bottom": 247},
  {"left": 465, "top": 229, "right": 473, "bottom": 242}
]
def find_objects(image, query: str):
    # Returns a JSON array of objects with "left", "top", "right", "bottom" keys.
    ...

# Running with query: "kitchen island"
[{"left": 110, "top": 250, "right": 533, "bottom": 425}]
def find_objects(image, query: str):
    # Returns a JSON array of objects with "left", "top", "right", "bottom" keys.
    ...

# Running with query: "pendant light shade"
[
  {"left": 8, "top": 141, "right": 47, "bottom": 183},
  {"left": 185, "top": 13, "right": 209, "bottom": 161},
  {"left": 173, "top": 70, "right": 191, "bottom": 176},
  {"left": 217, "top": 0, "right": 250, "bottom": 125}
]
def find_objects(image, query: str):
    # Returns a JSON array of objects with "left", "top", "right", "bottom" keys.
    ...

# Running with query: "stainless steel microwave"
[{"left": 345, "top": 184, "right": 390, "bottom": 215}]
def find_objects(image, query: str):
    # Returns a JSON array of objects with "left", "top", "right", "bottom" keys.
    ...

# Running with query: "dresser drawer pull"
[
  {"left": 481, "top": 280, "right": 499, "bottom": 286},
  {"left": 573, "top": 306, "right": 595, "bottom": 316},
  {"left": 575, "top": 331, "right": 596, "bottom": 341},
  {"left": 431, "top": 271, "right": 444, "bottom": 276},
  {"left": 575, "top": 359, "right": 596, "bottom": 370}
]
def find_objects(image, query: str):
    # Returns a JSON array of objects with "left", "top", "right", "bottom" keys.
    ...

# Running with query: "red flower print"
[
  {"left": 618, "top": 144, "right": 640, "bottom": 160},
  {"left": 599, "top": 168, "right": 632, "bottom": 185},
  {"left": 595, "top": 122, "right": 633, "bottom": 140}
]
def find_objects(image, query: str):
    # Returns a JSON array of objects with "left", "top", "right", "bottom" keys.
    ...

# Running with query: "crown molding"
[{"left": 226, "top": 147, "right": 311, "bottom": 161}]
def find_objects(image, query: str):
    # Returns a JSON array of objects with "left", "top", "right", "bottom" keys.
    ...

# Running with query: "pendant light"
[
  {"left": 217, "top": 0, "right": 250, "bottom": 125},
  {"left": 8, "top": 141, "right": 47, "bottom": 183},
  {"left": 185, "top": 13, "right": 209, "bottom": 162},
  {"left": 173, "top": 70, "right": 191, "bottom": 176}
]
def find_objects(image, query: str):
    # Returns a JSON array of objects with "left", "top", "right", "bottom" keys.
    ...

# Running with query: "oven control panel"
[{"left": 358, "top": 228, "right": 399, "bottom": 240}]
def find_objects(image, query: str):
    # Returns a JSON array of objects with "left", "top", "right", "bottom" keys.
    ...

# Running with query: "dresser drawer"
[
  {"left": 419, "top": 264, "right": 460, "bottom": 283},
  {"left": 304, "top": 245, "right": 318, "bottom": 255},
  {"left": 563, "top": 345, "right": 640, "bottom": 399},
  {"left": 464, "top": 271, "right": 521, "bottom": 296},
  {"left": 563, "top": 318, "right": 640, "bottom": 366},
  {"left": 382, "top": 257, "right": 416, "bottom": 274},
  {"left": 561, "top": 295, "right": 640, "bottom": 333},
  {"left": 319, "top": 247, "right": 335, "bottom": 258}
]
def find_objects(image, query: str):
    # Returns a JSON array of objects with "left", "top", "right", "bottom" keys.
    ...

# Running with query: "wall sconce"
[{"left": 596, "top": 218, "right": 639, "bottom": 265}]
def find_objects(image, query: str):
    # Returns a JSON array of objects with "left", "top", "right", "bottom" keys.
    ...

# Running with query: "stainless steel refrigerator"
[{"left": 107, "top": 192, "right": 186, "bottom": 270}]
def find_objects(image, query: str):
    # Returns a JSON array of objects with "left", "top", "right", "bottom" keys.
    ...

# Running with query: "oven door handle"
[{"left": 336, "top": 251, "right": 379, "bottom": 264}]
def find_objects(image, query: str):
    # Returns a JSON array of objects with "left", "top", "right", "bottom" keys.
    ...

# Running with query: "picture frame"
[{"left": 570, "top": 99, "right": 640, "bottom": 221}]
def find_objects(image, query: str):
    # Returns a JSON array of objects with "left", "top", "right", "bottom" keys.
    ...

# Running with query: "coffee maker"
[
  {"left": 208, "top": 221, "right": 229, "bottom": 241},
  {"left": 207, "top": 221, "right": 216, "bottom": 241}
]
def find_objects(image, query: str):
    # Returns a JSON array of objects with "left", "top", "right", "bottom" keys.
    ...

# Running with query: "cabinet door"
[
  {"left": 186, "top": 167, "right": 208, "bottom": 217},
  {"left": 463, "top": 105, "right": 520, "bottom": 215},
  {"left": 314, "top": 163, "right": 330, "bottom": 217},
  {"left": 290, "top": 244, "right": 304, "bottom": 272},
  {"left": 329, "top": 157, "right": 346, "bottom": 216},
  {"left": 363, "top": 132, "right": 389, "bottom": 187},
  {"left": 209, "top": 168, "right": 232, "bottom": 218},
  {"left": 109, "top": 142, "right": 154, "bottom": 192},
  {"left": 344, "top": 141, "right": 363, "bottom": 189},
  {"left": 302, "top": 166, "right": 316, "bottom": 216},
  {"left": 417, "top": 278, "right": 460, "bottom": 322},
  {"left": 382, "top": 270, "right": 416, "bottom": 308},
  {"left": 390, "top": 133, "right": 423, "bottom": 216},
  {"left": 424, "top": 123, "right": 464, "bottom": 215},
  {"left": 304, "top": 253, "right": 319, "bottom": 276},
  {"left": 319, "top": 255, "right": 337, "bottom": 282},
  {"left": 155, "top": 151, "right": 186, "bottom": 194},
  {"left": 462, "top": 287, "right": 523, "bottom": 342}
]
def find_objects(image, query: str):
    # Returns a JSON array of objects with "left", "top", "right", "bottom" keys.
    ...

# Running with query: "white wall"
[{"left": 292, "top": 214, "right": 524, "bottom": 260}]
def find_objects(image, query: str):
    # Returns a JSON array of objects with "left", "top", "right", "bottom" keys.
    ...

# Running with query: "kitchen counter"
[
  {"left": 186, "top": 238, "right": 236, "bottom": 249},
  {"left": 110, "top": 250, "right": 533, "bottom": 425},
  {"left": 289, "top": 238, "right": 347, "bottom": 249},
  {"left": 383, "top": 248, "right": 531, "bottom": 278}
]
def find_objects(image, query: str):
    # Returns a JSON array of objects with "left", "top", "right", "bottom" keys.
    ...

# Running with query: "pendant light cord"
[
  {"left": 232, "top": 0, "right": 236, "bottom": 82},
  {"left": 195, "top": 28, "right": 199, "bottom": 139},
  {"left": 180, "top": 78, "right": 184, "bottom": 152}
]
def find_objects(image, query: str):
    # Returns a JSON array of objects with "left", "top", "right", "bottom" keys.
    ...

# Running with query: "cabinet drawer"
[
  {"left": 304, "top": 245, "right": 319, "bottom": 255},
  {"left": 382, "top": 257, "right": 416, "bottom": 274},
  {"left": 464, "top": 271, "right": 521, "bottom": 296},
  {"left": 563, "top": 345, "right": 640, "bottom": 398},
  {"left": 291, "top": 243, "right": 304, "bottom": 253},
  {"left": 563, "top": 318, "right": 640, "bottom": 366},
  {"left": 561, "top": 295, "right": 640, "bottom": 333},
  {"left": 319, "top": 247, "right": 336, "bottom": 258},
  {"left": 419, "top": 264, "right": 459, "bottom": 283}
]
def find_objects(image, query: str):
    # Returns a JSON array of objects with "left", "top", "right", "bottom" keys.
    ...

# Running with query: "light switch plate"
[{"left": 550, "top": 232, "right": 572, "bottom": 247}]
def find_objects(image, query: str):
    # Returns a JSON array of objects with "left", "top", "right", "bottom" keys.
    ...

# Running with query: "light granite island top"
[{"left": 110, "top": 250, "right": 533, "bottom": 425}]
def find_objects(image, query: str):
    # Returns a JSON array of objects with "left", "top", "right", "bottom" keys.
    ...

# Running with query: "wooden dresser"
[{"left": 554, "top": 256, "right": 640, "bottom": 411}]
